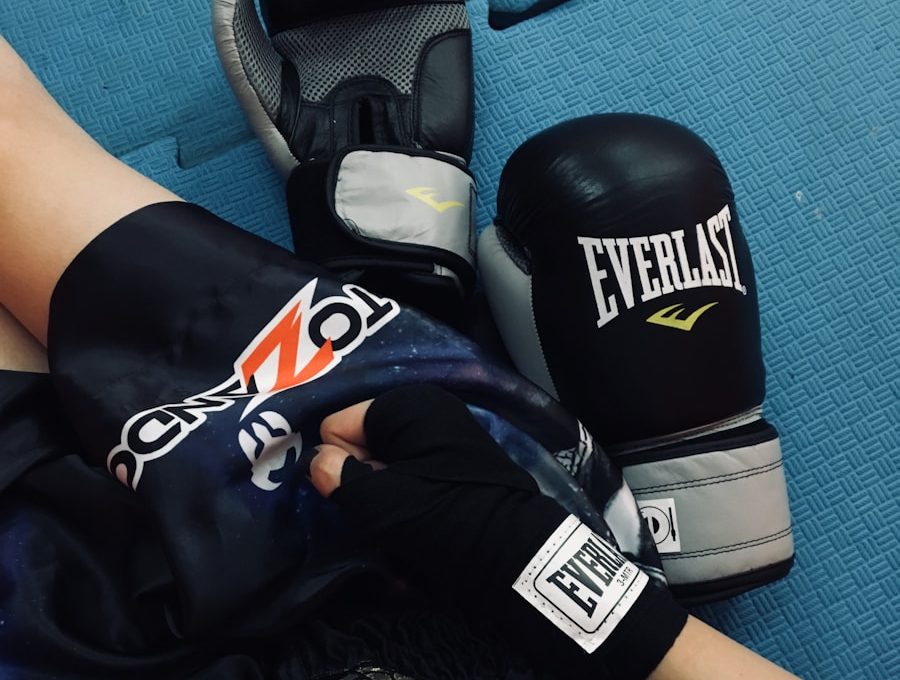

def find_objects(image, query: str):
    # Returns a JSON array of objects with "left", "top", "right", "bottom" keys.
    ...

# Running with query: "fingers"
[
  {"left": 314, "top": 399, "right": 380, "bottom": 497},
  {"left": 319, "top": 399, "right": 374, "bottom": 459},
  {"left": 309, "top": 444, "right": 384, "bottom": 498},
  {"left": 309, "top": 444, "right": 353, "bottom": 497}
]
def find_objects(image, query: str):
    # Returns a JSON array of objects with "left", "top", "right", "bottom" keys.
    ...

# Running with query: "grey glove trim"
[
  {"left": 478, "top": 225, "right": 560, "bottom": 399},
  {"left": 213, "top": 0, "right": 299, "bottom": 177},
  {"left": 333, "top": 149, "right": 475, "bottom": 269},
  {"left": 623, "top": 433, "right": 793, "bottom": 587}
]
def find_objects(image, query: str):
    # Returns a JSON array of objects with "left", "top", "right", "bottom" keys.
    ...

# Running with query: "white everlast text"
[{"left": 577, "top": 204, "right": 746, "bottom": 328}]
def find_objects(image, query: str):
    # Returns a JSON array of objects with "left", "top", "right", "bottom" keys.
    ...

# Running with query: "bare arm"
[
  {"left": 0, "top": 36, "right": 181, "bottom": 344},
  {"left": 650, "top": 615, "right": 799, "bottom": 680},
  {"left": 313, "top": 400, "right": 800, "bottom": 680}
]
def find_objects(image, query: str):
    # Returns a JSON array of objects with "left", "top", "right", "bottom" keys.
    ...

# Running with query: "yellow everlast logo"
[
  {"left": 646, "top": 302, "right": 718, "bottom": 331},
  {"left": 406, "top": 187, "right": 464, "bottom": 213},
  {"left": 577, "top": 204, "right": 746, "bottom": 329}
]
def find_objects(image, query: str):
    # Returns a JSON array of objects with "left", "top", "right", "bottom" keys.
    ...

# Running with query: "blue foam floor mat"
[{"left": 2, "top": 0, "right": 898, "bottom": 677}]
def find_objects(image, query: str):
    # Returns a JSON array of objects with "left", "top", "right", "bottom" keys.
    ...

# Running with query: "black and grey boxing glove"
[
  {"left": 213, "top": 0, "right": 475, "bottom": 325},
  {"left": 331, "top": 384, "right": 688, "bottom": 679},
  {"left": 478, "top": 114, "right": 793, "bottom": 603}
]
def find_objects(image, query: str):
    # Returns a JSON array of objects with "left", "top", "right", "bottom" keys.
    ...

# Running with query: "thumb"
[
  {"left": 309, "top": 444, "right": 354, "bottom": 497},
  {"left": 309, "top": 444, "right": 384, "bottom": 497}
]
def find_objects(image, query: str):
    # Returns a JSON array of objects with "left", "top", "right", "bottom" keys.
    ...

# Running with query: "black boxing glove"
[
  {"left": 331, "top": 385, "right": 687, "bottom": 679},
  {"left": 478, "top": 114, "right": 793, "bottom": 602},
  {"left": 213, "top": 0, "right": 476, "bottom": 326}
]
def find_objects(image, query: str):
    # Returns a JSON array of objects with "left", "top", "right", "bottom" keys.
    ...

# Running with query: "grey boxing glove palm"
[
  {"left": 478, "top": 114, "right": 793, "bottom": 603},
  {"left": 213, "top": 0, "right": 476, "bottom": 326}
]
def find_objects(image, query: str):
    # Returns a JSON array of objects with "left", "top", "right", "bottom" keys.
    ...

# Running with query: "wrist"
[
  {"left": 648, "top": 615, "right": 799, "bottom": 680},
  {"left": 501, "top": 513, "right": 687, "bottom": 679}
]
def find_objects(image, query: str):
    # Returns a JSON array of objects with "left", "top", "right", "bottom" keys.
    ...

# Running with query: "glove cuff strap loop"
[{"left": 329, "top": 147, "right": 476, "bottom": 271}]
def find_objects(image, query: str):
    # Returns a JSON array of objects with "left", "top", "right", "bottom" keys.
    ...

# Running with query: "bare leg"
[
  {"left": 0, "top": 37, "right": 181, "bottom": 344},
  {"left": 0, "top": 305, "right": 47, "bottom": 372}
]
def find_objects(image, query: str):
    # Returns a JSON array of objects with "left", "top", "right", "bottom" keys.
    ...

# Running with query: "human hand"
[
  {"left": 309, "top": 384, "right": 687, "bottom": 680},
  {"left": 310, "top": 397, "right": 380, "bottom": 498}
]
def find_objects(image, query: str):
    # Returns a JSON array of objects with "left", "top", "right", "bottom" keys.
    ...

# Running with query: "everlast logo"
[
  {"left": 545, "top": 533, "right": 627, "bottom": 617},
  {"left": 515, "top": 518, "right": 647, "bottom": 649},
  {"left": 577, "top": 204, "right": 747, "bottom": 329}
]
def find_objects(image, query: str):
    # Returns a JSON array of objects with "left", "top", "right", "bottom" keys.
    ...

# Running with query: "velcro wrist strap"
[
  {"left": 330, "top": 147, "right": 476, "bottom": 270},
  {"left": 619, "top": 420, "right": 793, "bottom": 603}
]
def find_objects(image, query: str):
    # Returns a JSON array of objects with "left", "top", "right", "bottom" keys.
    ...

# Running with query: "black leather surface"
[
  {"left": 496, "top": 114, "right": 766, "bottom": 444},
  {"left": 416, "top": 30, "right": 474, "bottom": 160}
]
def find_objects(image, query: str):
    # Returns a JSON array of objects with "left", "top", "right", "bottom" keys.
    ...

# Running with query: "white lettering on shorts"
[{"left": 107, "top": 280, "right": 399, "bottom": 490}]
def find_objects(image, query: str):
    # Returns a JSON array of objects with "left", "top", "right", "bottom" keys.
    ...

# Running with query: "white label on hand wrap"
[{"left": 513, "top": 515, "right": 648, "bottom": 653}]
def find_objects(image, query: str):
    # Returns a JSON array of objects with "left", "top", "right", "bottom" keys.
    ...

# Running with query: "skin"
[
  {"left": 1, "top": 35, "right": 797, "bottom": 679},
  {"left": 0, "top": 36, "right": 180, "bottom": 345},
  {"left": 310, "top": 401, "right": 800, "bottom": 680},
  {"left": 0, "top": 305, "right": 48, "bottom": 373}
]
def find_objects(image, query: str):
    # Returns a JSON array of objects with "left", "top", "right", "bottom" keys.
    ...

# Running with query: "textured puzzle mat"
[{"left": 3, "top": 0, "right": 898, "bottom": 677}]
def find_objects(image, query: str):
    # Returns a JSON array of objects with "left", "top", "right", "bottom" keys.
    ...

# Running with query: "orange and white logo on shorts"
[{"left": 107, "top": 280, "right": 399, "bottom": 490}]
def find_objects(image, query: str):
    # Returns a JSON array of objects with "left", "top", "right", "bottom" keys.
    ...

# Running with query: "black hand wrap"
[{"left": 331, "top": 385, "right": 687, "bottom": 679}]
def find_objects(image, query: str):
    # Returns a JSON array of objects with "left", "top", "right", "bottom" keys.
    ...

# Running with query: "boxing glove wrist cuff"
[
  {"left": 330, "top": 147, "right": 475, "bottom": 273},
  {"left": 619, "top": 417, "right": 794, "bottom": 604},
  {"left": 286, "top": 147, "right": 476, "bottom": 321}
]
